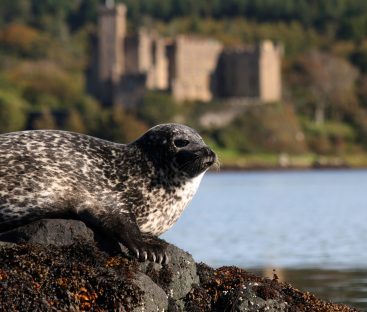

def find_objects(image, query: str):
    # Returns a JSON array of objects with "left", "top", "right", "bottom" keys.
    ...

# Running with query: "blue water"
[
  {"left": 162, "top": 170, "right": 367, "bottom": 309},
  {"left": 163, "top": 170, "right": 367, "bottom": 269}
]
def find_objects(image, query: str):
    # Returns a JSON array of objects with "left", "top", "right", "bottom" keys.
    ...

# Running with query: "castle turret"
[
  {"left": 258, "top": 40, "right": 282, "bottom": 102},
  {"left": 98, "top": 3, "right": 126, "bottom": 84}
]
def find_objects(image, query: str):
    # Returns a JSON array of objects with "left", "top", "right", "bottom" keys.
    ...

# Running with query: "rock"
[
  {"left": 224, "top": 282, "right": 289, "bottom": 311},
  {"left": 0, "top": 219, "right": 130, "bottom": 257},
  {"left": 133, "top": 272, "right": 168, "bottom": 312},
  {"left": 140, "top": 243, "right": 199, "bottom": 301},
  {"left": 0, "top": 219, "right": 359, "bottom": 312},
  {"left": 0, "top": 241, "right": 15, "bottom": 248},
  {"left": 0, "top": 219, "right": 94, "bottom": 245}
]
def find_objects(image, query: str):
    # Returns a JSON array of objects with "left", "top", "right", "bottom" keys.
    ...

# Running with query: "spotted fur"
[{"left": 0, "top": 124, "right": 216, "bottom": 263}]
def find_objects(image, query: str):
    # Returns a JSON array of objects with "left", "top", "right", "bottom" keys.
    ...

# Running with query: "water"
[{"left": 162, "top": 170, "right": 367, "bottom": 310}]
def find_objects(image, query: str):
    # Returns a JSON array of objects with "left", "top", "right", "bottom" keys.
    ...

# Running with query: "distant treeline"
[
  {"left": 124, "top": 0, "right": 367, "bottom": 41},
  {"left": 2, "top": 0, "right": 367, "bottom": 40}
]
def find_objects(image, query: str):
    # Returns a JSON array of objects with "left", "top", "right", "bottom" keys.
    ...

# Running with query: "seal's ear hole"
[{"left": 174, "top": 139, "right": 189, "bottom": 148}]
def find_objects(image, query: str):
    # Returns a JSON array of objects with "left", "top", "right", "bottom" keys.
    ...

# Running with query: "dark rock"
[
  {"left": 0, "top": 219, "right": 359, "bottom": 312},
  {"left": 140, "top": 243, "right": 199, "bottom": 301},
  {"left": 133, "top": 272, "right": 168, "bottom": 311},
  {"left": 0, "top": 219, "right": 131, "bottom": 257},
  {"left": 0, "top": 219, "right": 94, "bottom": 245}
]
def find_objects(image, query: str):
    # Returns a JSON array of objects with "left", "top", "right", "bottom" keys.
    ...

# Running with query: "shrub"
[
  {"left": 137, "top": 91, "right": 178, "bottom": 126},
  {"left": 0, "top": 89, "right": 28, "bottom": 133},
  {"left": 212, "top": 103, "right": 308, "bottom": 154}
]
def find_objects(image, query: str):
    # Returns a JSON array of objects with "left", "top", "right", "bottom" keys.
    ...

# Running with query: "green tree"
[
  {"left": 64, "top": 109, "right": 86, "bottom": 133},
  {"left": 32, "top": 108, "right": 57, "bottom": 130},
  {"left": 295, "top": 50, "right": 359, "bottom": 124},
  {"left": 0, "top": 89, "right": 28, "bottom": 133},
  {"left": 0, "top": 23, "right": 44, "bottom": 57},
  {"left": 102, "top": 106, "right": 148, "bottom": 143},
  {"left": 75, "top": 96, "right": 103, "bottom": 135},
  {"left": 213, "top": 103, "right": 307, "bottom": 154},
  {"left": 0, "top": 0, "right": 31, "bottom": 26},
  {"left": 338, "top": 16, "right": 367, "bottom": 41},
  {"left": 137, "top": 91, "right": 177, "bottom": 126},
  {"left": 350, "top": 43, "right": 367, "bottom": 73},
  {"left": 7, "top": 60, "right": 84, "bottom": 108}
]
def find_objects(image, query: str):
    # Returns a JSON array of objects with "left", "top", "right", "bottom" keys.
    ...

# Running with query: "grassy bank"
[{"left": 214, "top": 148, "right": 367, "bottom": 170}]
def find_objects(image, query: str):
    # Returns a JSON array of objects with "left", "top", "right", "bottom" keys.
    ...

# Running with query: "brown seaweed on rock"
[
  {"left": 185, "top": 264, "right": 359, "bottom": 312},
  {"left": 0, "top": 243, "right": 142, "bottom": 311}
]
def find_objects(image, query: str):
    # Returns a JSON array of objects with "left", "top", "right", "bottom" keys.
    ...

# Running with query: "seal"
[{"left": 0, "top": 123, "right": 216, "bottom": 264}]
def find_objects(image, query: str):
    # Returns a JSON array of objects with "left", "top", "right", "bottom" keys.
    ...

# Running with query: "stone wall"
[
  {"left": 124, "top": 35, "right": 139, "bottom": 74},
  {"left": 146, "top": 38, "right": 169, "bottom": 90},
  {"left": 124, "top": 30, "right": 168, "bottom": 91},
  {"left": 215, "top": 46, "right": 260, "bottom": 98},
  {"left": 214, "top": 41, "right": 282, "bottom": 102},
  {"left": 169, "top": 36, "right": 223, "bottom": 102}
]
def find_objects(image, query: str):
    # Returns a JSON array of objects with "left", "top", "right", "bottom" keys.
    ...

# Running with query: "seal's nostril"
[
  {"left": 206, "top": 148, "right": 216, "bottom": 161},
  {"left": 203, "top": 146, "right": 214, "bottom": 157},
  {"left": 203, "top": 148, "right": 216, "bottom": 167}
]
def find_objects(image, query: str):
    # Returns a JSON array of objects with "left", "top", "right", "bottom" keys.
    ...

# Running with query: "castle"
[{"left": 92, "top": 3, "right": 282, "bottom": 107}]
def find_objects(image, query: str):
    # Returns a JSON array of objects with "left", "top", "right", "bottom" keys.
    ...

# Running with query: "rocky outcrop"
[{"left": 0, "top": 219, "right": 359, "bottom": 312}]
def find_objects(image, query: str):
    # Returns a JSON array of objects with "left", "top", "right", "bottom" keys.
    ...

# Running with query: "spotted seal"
[{"left": 0, "top": 123, "right": 216, "bottom": 264}]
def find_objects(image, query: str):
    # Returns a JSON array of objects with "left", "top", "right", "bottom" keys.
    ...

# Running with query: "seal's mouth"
[
  {"left": 196, "top": 147, "right": 217, "bottom": 173},
  {"left": 174, "top": 146, "right": 217, "bottom": 177},
  {"left": 202, "top": 152, "right": 216, "bottom": 168}
]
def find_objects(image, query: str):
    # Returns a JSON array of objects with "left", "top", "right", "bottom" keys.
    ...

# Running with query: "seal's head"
[{"left": 134, "top": 123, "right": 216, "bottom": 178}]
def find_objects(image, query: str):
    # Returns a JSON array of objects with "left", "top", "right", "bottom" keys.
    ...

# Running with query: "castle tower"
[
  {"left": 214, "top": 41, "right": 282, "bottom": 102},
  {"left": 258, "top": 40, "right": 282, "bottom": 102},
  {"left": 98, "top": 3, "right": 126, "bottom": 84}
]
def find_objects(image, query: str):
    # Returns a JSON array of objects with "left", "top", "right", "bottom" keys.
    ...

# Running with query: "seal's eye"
[{"left": 174, "top": 139, "right": 189, "bottom": 148}]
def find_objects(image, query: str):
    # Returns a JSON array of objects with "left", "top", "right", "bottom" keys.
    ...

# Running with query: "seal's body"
[{"left": 0, "top": 124, "right": 215, "bottom": 263}]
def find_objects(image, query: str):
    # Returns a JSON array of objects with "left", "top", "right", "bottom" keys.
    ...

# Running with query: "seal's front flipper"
[
  {"left": 116, "top": 214, "right": 169, "bottom": 265},
  {"left": 137, "top": 233, "right": 169, "bottom": 264},
  {"left": 86, "top": 209, "right": 168, "bottom": 264}
]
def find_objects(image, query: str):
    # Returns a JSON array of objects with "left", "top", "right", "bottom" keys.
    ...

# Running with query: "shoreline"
[
  {"left": 212, "top": 153, "right": 367, "bottom": 172},
  {"left": 212, "top": 164, "right": 362, "bottom": 172}
]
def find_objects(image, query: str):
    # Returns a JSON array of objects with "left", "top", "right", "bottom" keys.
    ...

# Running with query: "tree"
[
  {"left": 212, "top": 103, "right": 308, "bottom": 154},
  {"left": 32, "top": 108, "right": 57, "bottom": 130},
  {"left": 64, "top": 109, "right": 86, "bottom": 133},
  {"left": 102, "top": 106, "right": 148, "bottom": 143},
  {"left": 0, "top": 0, "right": 31, "bottom": 26},
  {"left": 0, "top": 23, "right": 41, "bottom": 57},
  {"left": 75, "top": 96, "right": 103, "bottom": 135},
  {"left": 0, "top": 89, "right": 28, "bottom": 133},
  {"left": 297, "top": 50, "right": 359, "bottom": 124},
  {"left": 7, "top": 60, "right": 83, "bottom": 107},
  {"left": 137, "top": 91, "right": 177, "bottom": 126}
]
